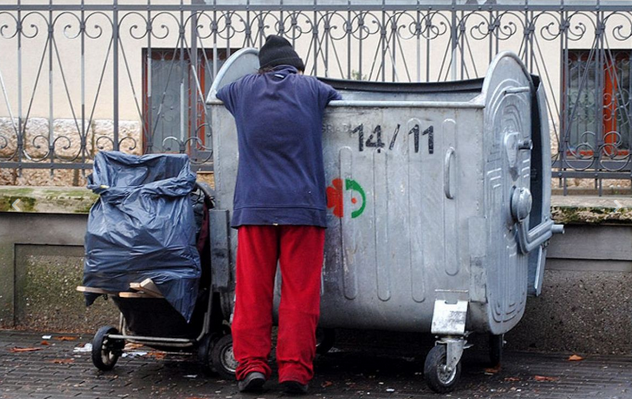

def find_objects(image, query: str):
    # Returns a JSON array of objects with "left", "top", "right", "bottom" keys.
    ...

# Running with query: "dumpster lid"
[
  {"left": 206, "top": 48, "right": 486, "bottom": 106},
  {"left": 207, "top": 48, "right": 538, "bottom": 109},
  {"left": 317, "top": 77, "right": 485, "bottom": 94},
  {"left": 207, "top": 48, "right": 260, "bottom": 102}
]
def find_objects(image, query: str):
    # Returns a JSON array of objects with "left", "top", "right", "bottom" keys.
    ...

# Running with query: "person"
[{"left": 215, "top": 35, "right": 341, "bottom": 394}]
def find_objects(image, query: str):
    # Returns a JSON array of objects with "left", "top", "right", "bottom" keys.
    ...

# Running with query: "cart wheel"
[
  {"left": 424, "top": 345, "right": 461, "bottom": 393},
  {"left": 489, "top": 334, "right": 504, "bottom": 367},
  {"left": 211, "top": 334, "right": 237, "bottom": 380},
  {"left": 316, "top": 328, "right": 336, "bottom": 355},
  {"left": 198, "top": 333, "right": 220, "bottom": 375},
  {"left": 91, "top": 326, "right": 124, "bottom": 371}
]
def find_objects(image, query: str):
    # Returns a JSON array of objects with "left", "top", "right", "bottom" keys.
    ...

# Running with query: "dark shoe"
[
  {"left": 280, "top": 380, "right": 308, "bottom": 395},
  {"left": 238, "top": 371, "right": 266, "bottom": 392}
]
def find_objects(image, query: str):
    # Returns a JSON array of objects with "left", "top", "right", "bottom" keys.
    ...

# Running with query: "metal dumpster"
[{"left": 207, "top": 49, "right": 563, "bottom": 393}]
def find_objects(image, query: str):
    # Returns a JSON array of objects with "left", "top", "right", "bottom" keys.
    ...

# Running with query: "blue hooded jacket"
[{"left": 216, "top": 65, "right": 341, "bottom": 228}]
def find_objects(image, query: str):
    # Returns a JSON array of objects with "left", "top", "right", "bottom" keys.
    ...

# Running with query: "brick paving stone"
[{"left": 1, "top": 329, "right": 632, "bottom": 399}]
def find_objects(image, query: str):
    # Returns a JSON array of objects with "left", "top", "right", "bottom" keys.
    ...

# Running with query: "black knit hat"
[{"left": 258, "top": 35, "right": 305, "bottom": 71}]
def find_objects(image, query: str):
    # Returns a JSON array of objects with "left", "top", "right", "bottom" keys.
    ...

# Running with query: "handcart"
[
  {"left": 207, "top": 49, "right": 563, "bottom": 393},
  {"left": 79, "top": 152, "right": 236, "bottom": 379}
]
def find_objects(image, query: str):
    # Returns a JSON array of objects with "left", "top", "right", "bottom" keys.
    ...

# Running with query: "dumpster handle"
[
  {"left": 444, "top": 147, "right": 456, "bottom": 199},
  {"left": 516, "top": 218, "right": 564, "bottom": 254}
]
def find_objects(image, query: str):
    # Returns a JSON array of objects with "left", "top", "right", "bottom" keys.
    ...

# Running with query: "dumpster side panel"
[
  {"left": 482, "top": 57, "right": 534, "bottom": 335},
  {"left": 210, "top": 105, "right": 239, "bottom": 308},
  {"left": 527, "top": 82, "right": 553, "bottom": 296},
  {"left": 318, "top": 106, "right": 484, "bottom": 332}
]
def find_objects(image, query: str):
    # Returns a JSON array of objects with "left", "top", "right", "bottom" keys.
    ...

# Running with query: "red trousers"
[{"left": 232, "top": 225, "right": 325, "bottom": 385}]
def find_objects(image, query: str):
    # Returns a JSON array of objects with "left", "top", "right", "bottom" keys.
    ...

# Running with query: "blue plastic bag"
[{"left": 83, "top": 151, "right": 201, "bottom": 322}]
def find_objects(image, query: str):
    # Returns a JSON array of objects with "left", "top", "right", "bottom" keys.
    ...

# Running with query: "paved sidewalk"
[{"left": 1, "top": 329, "right": 631, "bottom": 399}]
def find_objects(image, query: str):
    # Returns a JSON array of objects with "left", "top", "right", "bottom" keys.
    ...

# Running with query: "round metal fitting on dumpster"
[
  {"left": 207, "top": 49, "right": 563, "bottom": 393},
  {"left": 511, "top": 187, "right": 533, "bottom": 222}
]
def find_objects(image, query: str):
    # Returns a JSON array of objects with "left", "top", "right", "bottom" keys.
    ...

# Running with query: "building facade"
[{"left": 0, "top": 0, "right": 630, "bottom": 194}]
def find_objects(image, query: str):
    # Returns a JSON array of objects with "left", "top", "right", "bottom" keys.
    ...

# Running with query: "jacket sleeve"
[
  {"left": 216, "top": 82, "right": 237, "bottom": 114},
  {"left": 316, "top": 80, "right": 341, "bottom": 108}
]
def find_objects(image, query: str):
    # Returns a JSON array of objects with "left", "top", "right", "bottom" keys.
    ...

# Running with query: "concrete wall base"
[
  {"left": 1, "top": 190, "right": 631, "bottom": 354},
  {"left": 0, "top": 212, "right": 118, "bottom": 332},
  {"left": 506, "top": 268, "right": 632, "bottom": 355}
]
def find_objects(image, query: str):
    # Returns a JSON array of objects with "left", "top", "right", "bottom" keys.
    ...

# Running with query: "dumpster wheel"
[
  {"left": 211, "top": 334, "right": 237, "bottom": 380},
  {"left": 424, "top": 344, "right": 461, "bottom": 393},
  {"left": 91, "top": 326, "right": 124, "bottom": 371},
  {"left": 198, "top": 332, "right": 221, "bottom": 375}
]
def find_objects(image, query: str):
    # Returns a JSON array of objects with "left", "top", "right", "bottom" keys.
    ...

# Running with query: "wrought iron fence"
[{"left": 0, "top": 1, "right": 631, "bottom": 194}]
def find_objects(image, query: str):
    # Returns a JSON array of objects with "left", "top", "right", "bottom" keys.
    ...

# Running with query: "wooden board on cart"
[
  {"left": 129, "top": 278, "right": 163, "bottom": 298},
  {"left": 76, "top": 286, "right": 117, "bottom": 295}
]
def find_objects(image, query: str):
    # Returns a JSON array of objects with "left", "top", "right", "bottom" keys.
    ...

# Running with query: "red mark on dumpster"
[
  {"left": 326, "top": 178, "right": 366, "bottom": 219},
  {"left": 326, "top": 178, "right": 344, "bottom": 218}
]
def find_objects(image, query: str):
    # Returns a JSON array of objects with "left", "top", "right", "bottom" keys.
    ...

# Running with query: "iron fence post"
[{"left": 112, "top": 0, "right": 119, "bottom": 151}]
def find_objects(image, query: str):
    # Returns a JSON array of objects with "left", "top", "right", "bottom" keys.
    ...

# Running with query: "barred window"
[
  {"left": 565, "top": 50, "right": 632, "bottom": 157},
  {"left": 142, "top": 48, "right": 231, "bottom": 155}
]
